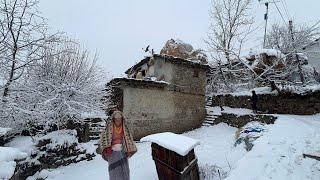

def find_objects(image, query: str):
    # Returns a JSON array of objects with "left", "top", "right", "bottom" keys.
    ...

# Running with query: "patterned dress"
[{"left": 108, "top": 125, "right": 130, "bottom": 180}]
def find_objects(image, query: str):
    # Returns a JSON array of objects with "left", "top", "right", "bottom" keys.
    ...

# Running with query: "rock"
[{"left": 160, "top": 39, "right": 208, "bottom": 64}]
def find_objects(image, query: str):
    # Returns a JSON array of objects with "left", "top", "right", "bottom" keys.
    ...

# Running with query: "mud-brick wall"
[
  {"left": 211, "top": 91, "right": 320, "bottom": 115},
  {"left": 123, "top": 87, "right": 205, "bottom": 140}
]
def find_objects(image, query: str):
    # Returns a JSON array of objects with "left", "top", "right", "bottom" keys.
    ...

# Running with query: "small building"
[
  {"left": 104, "top": 54, "right": 209, "bottom": 140},
  {"left": 302, "top": 38, "right": 320, "bottom": 71}
]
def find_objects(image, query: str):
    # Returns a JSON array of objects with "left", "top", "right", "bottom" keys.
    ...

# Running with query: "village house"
[
  {"left": 104, "top": 54, "right": 210, "bottom": 140},
  {"left": 303, "top": 38, "right": 320, "bottom": 71}
]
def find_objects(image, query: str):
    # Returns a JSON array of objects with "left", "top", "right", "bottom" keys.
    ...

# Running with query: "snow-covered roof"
[
  {"left": 247, "top": 49, "right": 285, "bottom": 59},
  {"left": 140, "top": 132, "right": 200, "bottom": 156},
  {"left": 125, "top": 54, "right": 210, "bottom": 75},
  {"left": 107, "top": 77, "right": 170, "bottom": 90}
]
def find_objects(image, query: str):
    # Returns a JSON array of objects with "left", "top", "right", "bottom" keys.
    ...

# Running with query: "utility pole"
[
  {"left": 289, "top": 20, "right": 305, "bottom": 84},
  {"left": 259, "top": 0, "right": 280, "bottom": 48},
  {"left": 263, "top": 2, "right": 269, "bottom": 48}
]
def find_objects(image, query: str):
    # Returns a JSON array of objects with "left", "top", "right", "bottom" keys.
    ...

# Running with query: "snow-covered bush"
[
  {"left": 0, "top": 147, "right": 28, "bottom": 179},
  {"left": 0, "top": 0, "right": 105, "bottom": 133},
  {"left": 10, "top": 130, "right": 96, "bottom": 179},
  {"left": 199, "top": 163, "right": 227, "bottom": 180},
  {"left": 0, "top": 40, "right": 105, "bottom": 133},
  {"left": 25, "top": 42, "right": 104, "bottom": 130}
]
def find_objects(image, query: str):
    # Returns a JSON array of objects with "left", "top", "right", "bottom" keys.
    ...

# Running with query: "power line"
[
  {"left": 283, "top": 0, "right": 290, "bottom": 16},
  {"left": 280, "top": 0, "right": 291, "bottom": 20},
  {"left": 272, "top": 0, "right": 287, "bottom": 25}
]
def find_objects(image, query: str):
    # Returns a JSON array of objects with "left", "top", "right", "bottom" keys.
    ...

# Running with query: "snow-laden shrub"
[
  {"left": 12, "top": 130, "right": 95, "bottom": 179},
  {"left": 199, "top": 163, "right": 227, "bottom": 180},
  {"left": 0, "top": 41, "right": 105, "bottom": 133}
]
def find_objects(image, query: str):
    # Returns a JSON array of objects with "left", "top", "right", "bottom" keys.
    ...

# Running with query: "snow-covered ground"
[
  {"left": 227, "top": 114, "right": 320, "bottom": 180},
  {"left": 3, "top": 111, "right": 320, "bottom": 180},
  {"left": 27, "top": 123, "right": 244, "bottom": 180},
  {"left": 0, "top": 146, "right": 28, "bottom": 179}
]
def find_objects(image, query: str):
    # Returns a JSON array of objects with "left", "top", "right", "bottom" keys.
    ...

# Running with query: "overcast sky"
[{"left": 39, "top": 0, "right": 319, "bottom": 77}]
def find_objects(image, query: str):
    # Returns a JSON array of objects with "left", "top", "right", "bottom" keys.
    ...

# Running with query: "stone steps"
[
  {"left": 89, "top": 135, "right": 100, "bottom": 140},
  {"left": 84, "top": 118, "right": 106, "bottom": 141},
  {"left": 89, "top": 126, "right": 105, "bottom": 131},
  {"left": 202, "top": 114, "right": 217, "bottom": 126}
]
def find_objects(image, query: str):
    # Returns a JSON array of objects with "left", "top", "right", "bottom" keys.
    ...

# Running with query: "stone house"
[
  {"left": 104, "top": 54, "right": 210, "bottom": 140},
  {"left": 303, "top": 38, "right": 320, "bottom": 71}
]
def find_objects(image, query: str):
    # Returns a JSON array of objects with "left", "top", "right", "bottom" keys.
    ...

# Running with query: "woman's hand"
[{"left": 102, "top": 147, "right": 112, "bottom": 161}]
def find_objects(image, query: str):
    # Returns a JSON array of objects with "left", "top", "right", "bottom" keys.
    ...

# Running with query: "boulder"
[{"left": 160, "top": 39, "right": 208, "bottom": 64}]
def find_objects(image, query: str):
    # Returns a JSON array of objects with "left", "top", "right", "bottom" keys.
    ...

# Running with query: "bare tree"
[
  {"left": 0, "top": 0, "right": 58, "bottom": 98},
  {"left": 205, "top": 0, "right": 254, "bottom": 92},
  {"left": 206, "top": 0, "right": 253, "bottom": 63},
  {"left": 266, "top": 21, "right": 320, "bottom": 54},
  {"left": 264, "top": 21, "right": 320, "bottom": 85}
]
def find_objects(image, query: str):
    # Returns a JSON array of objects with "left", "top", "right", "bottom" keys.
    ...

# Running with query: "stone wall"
[
  {"left": 211, "top": 91, "right": 320, "bottom": 115},
  {"left": 123, "top": 87, "right": 205, "bottom": 140},
  {"left": 171, "top": 61, "right": 207, "bottom": 95},
  {"left": 212, "top": 113, "right": 276, "bottom": 128}
]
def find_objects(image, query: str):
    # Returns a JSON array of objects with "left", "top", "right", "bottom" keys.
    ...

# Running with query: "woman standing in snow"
[{"left": 99, "top": 110, "right": 137, "bottom": 180}]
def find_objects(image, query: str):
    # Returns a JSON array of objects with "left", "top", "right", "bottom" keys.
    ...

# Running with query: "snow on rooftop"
[
  {"left": 112, "top": 77, "right": 171, "bottom": 85},
  {"left": 140, "top": 132, "right": 200, "bottom": 156},
  {"left": 248, "top": 48, "right": 285, "bottom": 59}
]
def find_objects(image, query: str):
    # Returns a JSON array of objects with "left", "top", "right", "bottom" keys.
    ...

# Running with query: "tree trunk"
[{"left": 3, "top": 47, "right": 17, "bottom": 97}]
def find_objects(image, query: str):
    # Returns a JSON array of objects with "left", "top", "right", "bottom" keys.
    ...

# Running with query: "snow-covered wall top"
[{"left": 140, "top": 132, "right": 200, "bottom": 156}]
